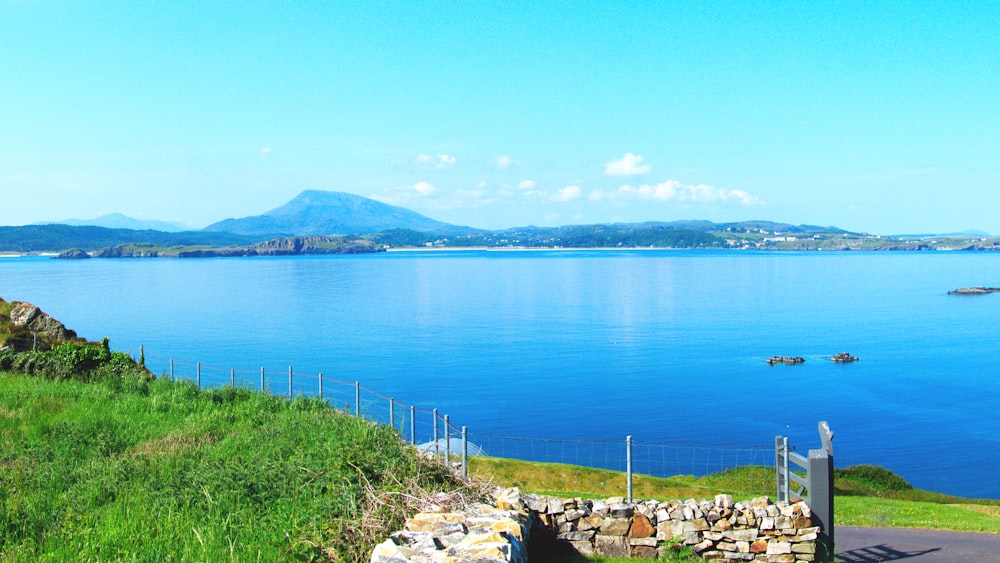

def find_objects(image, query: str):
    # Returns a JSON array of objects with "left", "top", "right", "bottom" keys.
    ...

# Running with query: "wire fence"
[{"left": 141, "top": 348, "right": 775, "bottom": 496}]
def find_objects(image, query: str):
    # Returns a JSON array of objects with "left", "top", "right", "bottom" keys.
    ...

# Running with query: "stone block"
[
  {"left": 691, "top": 538, "right": 715, "bottom": 553},
  {"left": 610, "top": 502, "right": 634, "bottom": 518},
  {"left": 749, "top": 539, "right": 768, "bottom": 553},
  {"left": 723, "top": 528, "right": 758, "bottom": 542},
  {"left": 791, "top": 542, "right": 816, "bottom": 554},
  {"left": 577, "top": 513, "right": 603, "bottom": 531},
  {"left": 564, "top": 508, "right": 587, "bottom": 522},
  {"left": 632, "top": 545, "right": 659, "bottom": 559},
  {"left": 556, "top": 530, "right": 595, "bottom": 542},
  {"left": 630, "top": 514, "right": 656, "bottom": 538},
  {"left": 595, "top": 535, "right": 629, "bottom": 558},
  {"left": 656, "top": 520, "right": 683, "bottom": 540},
  {"left": 547, "top": 497, "right": 565, "bottom": 515},
  {"left": 766, "top": 541, "right": 792, "bottom": 555},
  {"left": 715, "top": 494, "right": 734, "bottom": 509},
  {"left": 766, "top": 555, "right": 795, "bottom": 563},
  {"left": 601, "top": 516, "right": 632, "bottom": 536},
  {"left": 629, "top": 537, "right": 658, "bottom": 547}
]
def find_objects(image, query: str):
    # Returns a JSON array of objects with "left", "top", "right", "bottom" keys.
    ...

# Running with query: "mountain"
[
  {"left": 203, "top": 190, "right": 459, "bottom": 236},
  {"left": 44, "top": 213, "right": 189, "bottom": 233}
]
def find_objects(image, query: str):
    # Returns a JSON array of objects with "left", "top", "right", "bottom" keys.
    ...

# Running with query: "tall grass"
[{"left": 0, "top": 372, "right": 465, "bottom": 561}]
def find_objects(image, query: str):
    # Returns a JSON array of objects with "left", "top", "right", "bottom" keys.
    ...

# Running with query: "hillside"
[
  {"left": 203, "top": 190, "right": 461, "bottom": 236},
  {"left": 43, "top": 212, "right": 188, "bottom": 232},
  {"left": 0, "top": 225, "right": 265, "bottom": 254}
]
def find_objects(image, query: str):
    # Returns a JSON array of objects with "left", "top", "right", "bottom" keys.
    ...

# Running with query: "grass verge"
[{"left": 0, "top": 371, "right": 471, "bottom": 561}]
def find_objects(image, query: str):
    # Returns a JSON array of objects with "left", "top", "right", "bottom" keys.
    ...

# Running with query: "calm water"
[{"left": 2, "top": 250, "right": 999, "bottom": 498}]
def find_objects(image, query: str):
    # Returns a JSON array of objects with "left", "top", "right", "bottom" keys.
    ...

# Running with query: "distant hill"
[
  {"left": 42, "top": 213, "right": 189, "bottom": 233},
  {"left": 203, "top": 190, "right": 460, "bottom": 236},
  {"left": 0, "top": 225, "right": 265, "bottom": 253}
]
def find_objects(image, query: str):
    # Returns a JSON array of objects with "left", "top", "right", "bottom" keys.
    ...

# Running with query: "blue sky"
[{"left": 2, "top": 1, "right": 998, "bottom": 234}]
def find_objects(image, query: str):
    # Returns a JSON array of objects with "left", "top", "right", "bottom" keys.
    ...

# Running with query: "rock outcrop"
[
  {"left": 2, "top": 301, "right": 80, "bottom": 351},
  {"left": 54, "top": 248, "right": 91, "bottom": 259}
]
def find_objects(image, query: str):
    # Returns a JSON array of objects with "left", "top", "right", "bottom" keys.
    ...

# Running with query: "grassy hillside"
[{"left": 0, "top": 365, "right": 468, "bottom": 561}]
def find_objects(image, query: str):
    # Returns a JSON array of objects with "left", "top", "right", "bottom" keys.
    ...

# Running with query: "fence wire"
[{"left": 141, "top": 349, "right": 774, "bottom": 490}]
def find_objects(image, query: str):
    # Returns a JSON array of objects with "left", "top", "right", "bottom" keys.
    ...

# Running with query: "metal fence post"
[
  {"left": 260, "top": 367, "right": 265, "bottom": 392},
  {"left": 626, "top": 435, "right": 633, "bottom": 503},
  {"left": 318, "top": 372, "right": 323, "bottom": 400},
  {"left": 389, "top": 398, "right": 395, "bottom": 432},
  {"left": 355, "top": 381, "right": 360, "bottom": 417},
  {"left": 169, "top": 358, "right": 174, "bottom": 381},
  {"left": 461, "top": 426, "right": 468, "bottom": 479},
  {"left": 410, "top": 406, "right": 416, "bottom": 445},
  {"left": 433, "top": 408, "right": 439, "bottom": 457},
  {"left": 776, "top": 436, "right": 791, "bottom": 503},
  {"left": 444, "top": 414, "right": 451, "bottom": 466},
  {"left": 196, "top": 362, "right": 201, "bottom": 388},
  {"left": 288, "top": 366, "right": 293, "bottom": 399},
  {"left": 230, "top": 368, "right": 235, "bottom": 388}
]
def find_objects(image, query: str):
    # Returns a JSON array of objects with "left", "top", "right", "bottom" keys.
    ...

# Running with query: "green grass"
[{"left": 0, "top": 371, "right": 466, "bottom": 561}]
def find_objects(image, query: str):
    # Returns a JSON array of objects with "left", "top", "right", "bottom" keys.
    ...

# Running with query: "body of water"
[{"left": 2, "top": 250, "right": 999, "bottom": 498}]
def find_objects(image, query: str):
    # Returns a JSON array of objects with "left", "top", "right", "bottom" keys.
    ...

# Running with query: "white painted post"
[
  {"left": 410, "top": 406, "right": 416, "bottom": 445},
  {"left": 389, "top": 398, "right": 395, "bottom": 432},
  {"left": 433, "top": 408, "right": 439, "bottom": 457},
  {"left": 626, "top": 435, "right": 633, "bottom": 503},
  {"left": 461, "top": 426, "right": 468, "bottom": 479}
]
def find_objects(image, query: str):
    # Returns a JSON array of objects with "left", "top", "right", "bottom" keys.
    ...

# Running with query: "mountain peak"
[{"left": 203, "top": 190, "right": 456, "bottom": 236}]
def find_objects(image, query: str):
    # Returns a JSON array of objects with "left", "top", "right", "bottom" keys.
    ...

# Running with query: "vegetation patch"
[{"left": 0, "top": 367, "right": 472, "bottom": 561}]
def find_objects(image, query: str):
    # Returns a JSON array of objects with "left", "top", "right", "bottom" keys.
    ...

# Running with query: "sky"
[{"left": 2, "top": 1, "right": 998, "bottom": 234}]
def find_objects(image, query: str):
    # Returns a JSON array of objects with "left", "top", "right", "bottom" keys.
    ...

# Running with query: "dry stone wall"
[{"left": 372, "top": 488, "right": 822, "bottom": 562}]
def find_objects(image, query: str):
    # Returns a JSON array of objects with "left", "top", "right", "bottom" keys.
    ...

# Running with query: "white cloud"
[
  {"left": 616, "top": 181, "right": 757, "bottom": 204},
  {"left": 588, "top": 189, "right": 605, "bottom": 201},
  {"left": 259, "top": 147, "right": 273, "bottom": 155},
  {"left": 494, "top": 155, "right": 517, "bottom": 169},
  {"left": 553, "top": 185, "right": 582, "bottom": 202},
  {"left": 605, "top": 152, "right": 651, "bottom": 176},
  {"left": 412, "top": 181, "right": 437, "bottom": 196},
  {"left": 518, "top": 180, "right": 536, "bottom": 189},
  {"left": 415, "top": 153, "right": 457, "bottom": 170}
]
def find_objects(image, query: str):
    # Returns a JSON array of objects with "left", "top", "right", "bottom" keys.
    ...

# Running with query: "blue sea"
[{"left": 2, "top": 250, "right": 999, "bottom": 499}]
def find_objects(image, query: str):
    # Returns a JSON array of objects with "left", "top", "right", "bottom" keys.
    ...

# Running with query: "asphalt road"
[{"left": 836, "top": 526, "right": 1000, "bottom": 562}]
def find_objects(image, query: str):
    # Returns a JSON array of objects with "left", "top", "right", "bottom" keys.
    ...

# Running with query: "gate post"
[{"left": 809, "top": 421, "right": 835, "bottom": 560}]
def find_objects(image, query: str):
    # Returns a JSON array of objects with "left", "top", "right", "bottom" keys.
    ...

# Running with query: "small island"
[
  {"left": 767, "top": 356, "right": 805, "bottom": 365},
  {"left": 947, "top": 286, "right": 1000, "bottom": 295},
  {"left": 830, "top": 352, "right": 859, "bottom": 363}
]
